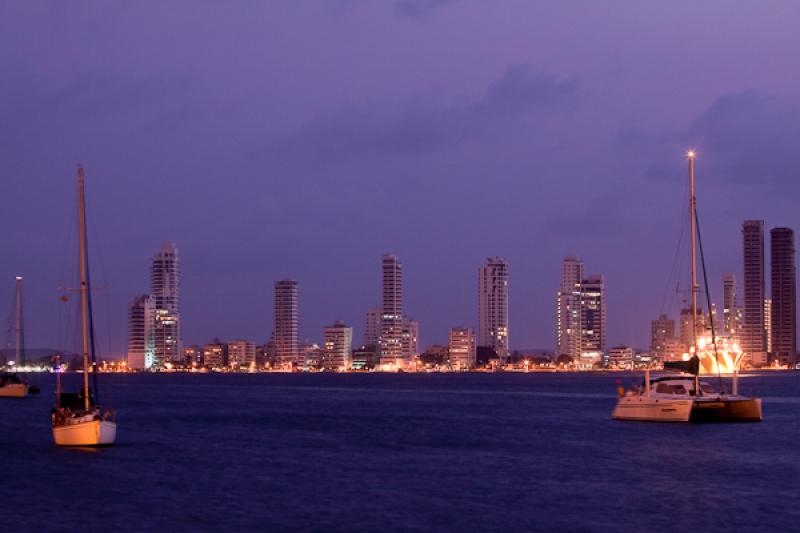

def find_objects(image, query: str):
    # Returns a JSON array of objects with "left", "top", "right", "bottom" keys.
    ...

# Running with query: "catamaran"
[
  {"left": 612, "top": 151, "right": 762, "bottom": 422},
  {"left": 51, "top": 165, "right": 117, "bottom": 445}
]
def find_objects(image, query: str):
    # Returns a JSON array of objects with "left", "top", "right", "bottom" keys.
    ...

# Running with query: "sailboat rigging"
[
  {"left": 51, "top": 165, "right": 117, "bottom": 445},
  {"left": 612, "top": 151, "right": 763, "bottom": 422}
]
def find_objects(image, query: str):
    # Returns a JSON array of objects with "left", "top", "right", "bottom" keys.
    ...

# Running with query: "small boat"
[
  {"left": 1, "top": 276, "right": 39, "bottom": 398},
  {"left": 51, "top": 166, "right": 117, "bottom": 446},
  {"left": 613, "top": 151, "right": 762, "bottom": 423},
  {"left": 0, "top": 372, "right": 30, "bottom": 398}
]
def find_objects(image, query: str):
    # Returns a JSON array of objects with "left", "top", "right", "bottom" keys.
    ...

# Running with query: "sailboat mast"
[
  {"left": 688, "top": 151, "right": 698, "bottom": 345},
  {"left": 14, "top": 276, "right": 24, "bottom": 365},
  {"left": 77, "top": 165, "right": 91, "bottom": 411}
]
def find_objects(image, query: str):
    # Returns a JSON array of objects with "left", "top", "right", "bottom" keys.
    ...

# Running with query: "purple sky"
[{"left": 2, "top": 1, "right": 799, "bottom": 356}]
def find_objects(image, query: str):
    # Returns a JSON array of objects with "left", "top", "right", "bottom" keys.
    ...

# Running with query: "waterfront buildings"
[
  {"left": 151, "top": 242, "right": 181, "bottom": 366},
  {"left": 479, "top": 257, "right": 509, "bottom": 358},
  {"left": 379, "top": 254, "right": 405, "bottom": 366},
  {"left": 203, "top": 340, "right": 227, "bottom": 368},
  {"left": 274, "top": 279, "right": 299, "bottom": 369},
  {"left": 556, "top": 256, "right": 584, "bottom": 361},
  {"left": 722, "top": 273, "right": 742, "bottom": 337},
  {"left": 364, "top": 307, "right": 381, "bottom": 348},
  {"left": 183, "top": 345, "right": 202, "bottom": 366},
  {"left": 401, "top": 318, "right": 419, "bottom": 360},
  {"left": 606, "top": 346, "right": 634, "bottom": 369},
  {"left": 578, "top": 275, "right": 606, "bottom": 365},
  {"left": 742, "top": 221, "right": 767, "bottom": 366},
  {"left": 555, "top": 257, "right": 606, "bottom": 365},
  {"left": 448, "top": 327, "right": 476, "bottom": 369},
  {"left": 650, "top": 313, "right": 677, "bottom": 359},
  {"left": 770, "top": 227, "right": 796, "bottom": 364},
  {"left": 227, "top": 339, "right": 256, "bottom": 367},
  {"left": 127, "top": 294, "right": 155, "bottom": 369},
  {"left": 764, "top": 298, "right": 772, "bottom": 354},
  {"left": 323, "top": 321, "right": 353, "bottom": 370}
]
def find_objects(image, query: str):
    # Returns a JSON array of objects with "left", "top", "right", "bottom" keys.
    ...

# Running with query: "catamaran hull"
[
  {"left": 612, "top": 398, "right": 693, "bottom": 422},
  {"left": 690, "top": 398, "right": 762, "bottom": 422},
  {"left": 0, "top": 384, "right": 28, "bottom": 398},
  {"left": 53, "top": 420, "right": 117, "bottom": 446}
]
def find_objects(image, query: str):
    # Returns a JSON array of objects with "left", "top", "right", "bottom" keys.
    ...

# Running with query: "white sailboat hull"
[
  {"left": 53, "top": 419, "right": 117, "bottom": 446},
  {"left": 612, "top": 396, "right": 693, "bottom": 422},
  {"left": 0, "top": 383, "right": 28, "bottom": 398}
]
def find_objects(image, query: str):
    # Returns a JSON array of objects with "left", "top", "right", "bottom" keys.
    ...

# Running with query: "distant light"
[
  {"left": 15, "top": 276, "right": 22, "bottom": 281},
  {"left": 687, "top": 150, "right": 696, "bottom": 159}
]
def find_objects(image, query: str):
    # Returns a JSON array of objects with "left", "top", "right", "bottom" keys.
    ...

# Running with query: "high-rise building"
[
  {"left": 364, "top": 307, "right": 381, "bottom": 347},
  {"left": 579, "top": 275, "right": 606, "bottom": 364},
  {"left": 679, "top": 307, "right": 708, "bottom": 348},
  {"left": 479, "top": 257, "right": 509, "bottom": 358},
  {"left": 401, "top": 318, "right": 419, "bottom": 360},
  {"left": 323, "top": 321, "right": 353, "bottom": 371},
  {"left": 650, "top": 313, "right": 676, "bottom": 356},
  {"left": 722, "top": 273, "right": 741, "bottom": 337},
  {"left": 227, "top": 339, "right": 256, "bottom": 367},
  {"left": 764, "top": 298, "right": 773, "bottom": 354},
  {"left": 448, "top": 327, "right": 476, "bottom": 369},
  {"left": 742, "top": 220, "right": 767, "bottom": 366},
  {"left": 274, "top": 279, "right": 299, "bottom": 368},
  {"left": 770, "top": 227, "right": 796, "bottom": 364},
  {"left": 151, "top": 242, "right": 181, "bottom": 366},
  {"left": 379, "top": 255, "right": 404, "bottom": 366},
  {"left": 127, "top": 294, "right": 155, "bottom": 369},
  {"left": 556, "top": 256, "right": 584, "bottom": 360}
]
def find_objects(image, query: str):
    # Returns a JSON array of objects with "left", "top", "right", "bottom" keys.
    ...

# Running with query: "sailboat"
[
  {"left": 1, "top": 276, "right": 38, "bottom": 398},
  {"left": 51, "top": 165, "right": 117, "bottom": 446},
  {"left": 612, "top": 151, "right": 762, "bottom": 422}
]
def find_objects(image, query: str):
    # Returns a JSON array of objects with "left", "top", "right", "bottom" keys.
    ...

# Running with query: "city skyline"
[{"left": 3, "top": 3, "right": 800, "bottom": 356}]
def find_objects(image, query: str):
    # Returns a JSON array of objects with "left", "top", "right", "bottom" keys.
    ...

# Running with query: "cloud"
[
  {"left": 688, "top": 90, "right": 800, "bottom": 185},
  {"left": 394, "top": 0, "right": 458, "bottom": 19},
  {"left": 626, "top": 90, "right": 800, "bottom": 187},
  {"left": 268, "top": 65, "right": 579, "bottom": 164}
]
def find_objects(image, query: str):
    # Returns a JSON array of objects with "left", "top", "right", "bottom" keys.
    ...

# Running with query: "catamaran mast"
[
  {"left": 688, "top": 151, "right": 698, "bottom": 345},
  {"left": 688, "top": 150, "right": 700, "bottom": 394},
  {"left": 77, "top": 165, "right": 91, "bottom": 411}
]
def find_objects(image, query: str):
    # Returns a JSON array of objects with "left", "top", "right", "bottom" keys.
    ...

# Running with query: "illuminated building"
[
  {"left": 364, "top": 307, "right": 381, "bottom": 348},
  {"left": 203, "top": 340, "right": 227, "bottom": 368},
  {"left": 379, "top": 254, "right": 404, "bottom": 367},
  {"left": 650, "top": 313, "right": 677, "bottom": 359},
  {"left": 127, "top": 294, "right": 155, "bottom": 369},
  {"left": 323, "top": 321, "right": 353, "bottom": 370},
  {"left": 742, "top": 220, "right": 767, "bottom": 366},
  {"left": 579, "top": 275, "right": 606, "bottom": 365},
  {"left": 770, "top": 227, "right": 796, "bottom": 365},
  {"left": 274, "top": 279, "right": 299, "bottom": 369},
  {"left": 722, "top": 273, "right": 741, "bottom": 337},
  {"left": 479, "top": 257, "right": 509, "bottom": 358},
  {"left": 227, "top": 339, "right": 256, "bottom": 368},
  {"left": 448, "top": 327, "right": 476, "bottom": 369},
  {"left": 183, "top": 345, "right": 202, "bottom": 366},
  {"left": 556, "top": 256, "right": 584, "bottom": 360},
  {"left": 401, "top": 319, "right": 419, "bottom": 360},
  {"left": 151, "top": 242, "right": 181, "bottom": 366},
  {"left": 606, "top": 346, "right": 633, "bottom": 369},
  {"left": 764, "top": 298, "right": 772, "bottom": 354}
]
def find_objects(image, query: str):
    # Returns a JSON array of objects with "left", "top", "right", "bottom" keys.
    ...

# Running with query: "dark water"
[{"left": 3, "top": 371, "right": 800, "bottom": 532}]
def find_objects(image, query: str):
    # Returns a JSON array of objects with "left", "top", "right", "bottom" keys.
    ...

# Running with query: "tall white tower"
[
  {"left": 556, "top": 256, "right": 584, "bottom": 360},
  {"left": 151, "top": 242, "right": 180, "bottom": 366},
  {"left": 274, "top": 279, "right": 299, "bottom": 368},
  {"left": 379, "top": 254, "right": 404, "bottom": 366},
  {"left": 479, "top": 257, "right": 509, "bottom": 357}
]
